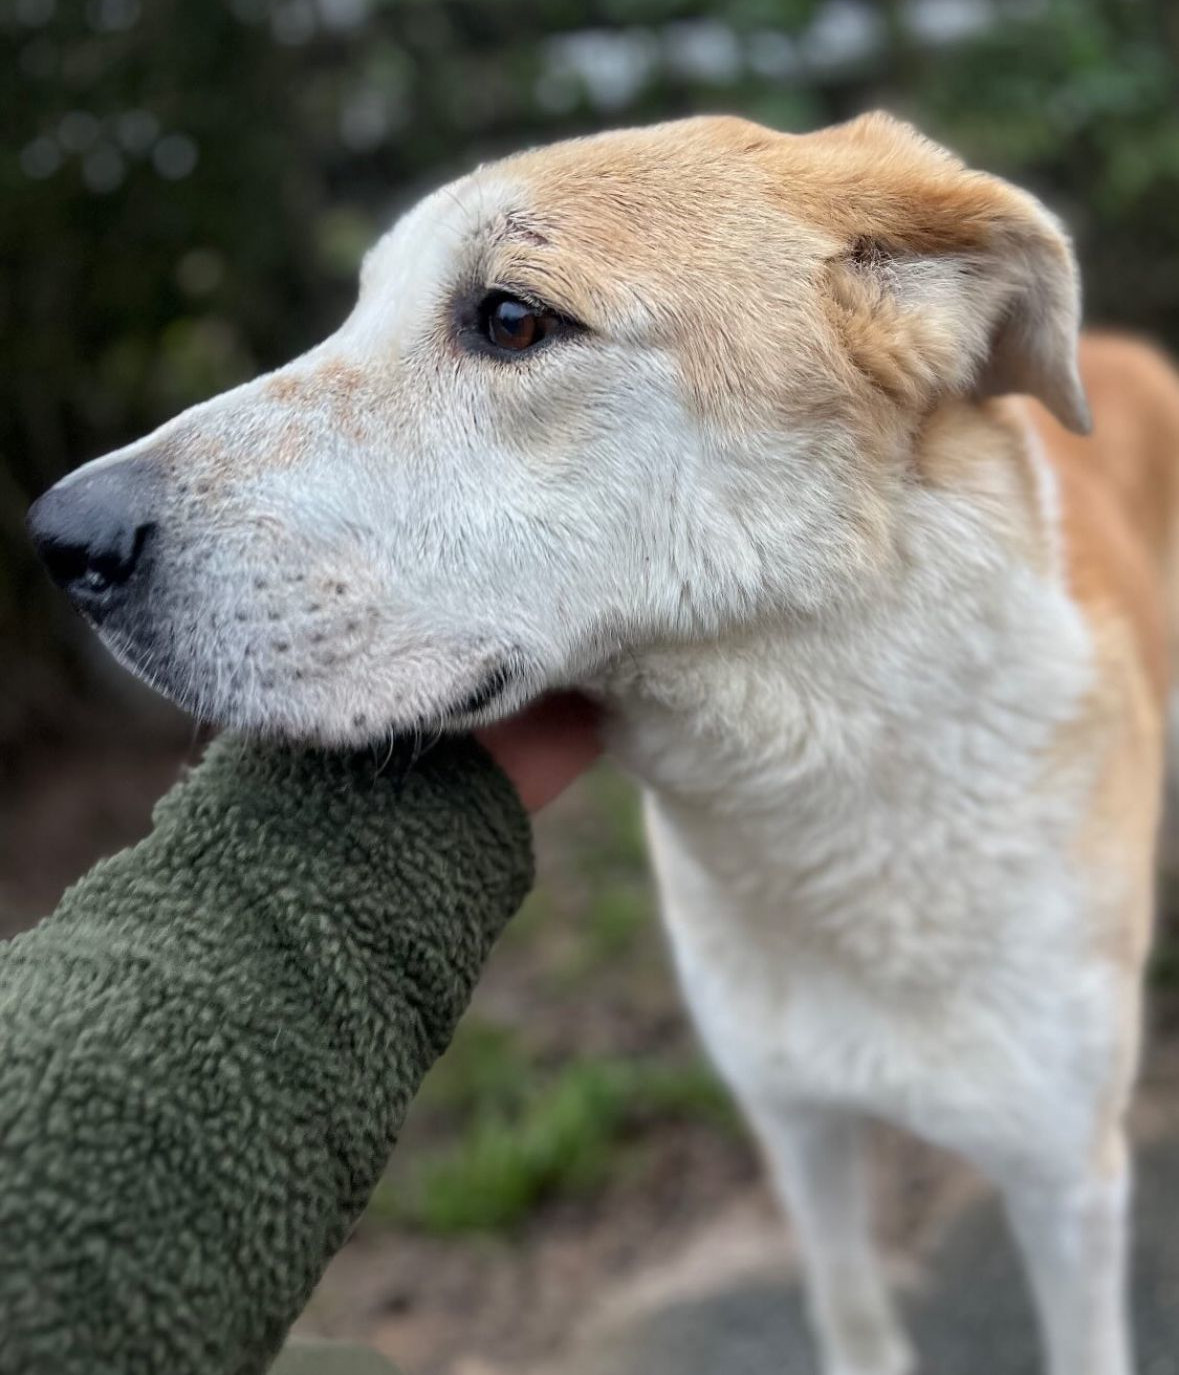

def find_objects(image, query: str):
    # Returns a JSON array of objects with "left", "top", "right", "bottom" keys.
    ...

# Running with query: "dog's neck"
[{"left": 596, "top": 399, "right": 1091, "bottom": 812}]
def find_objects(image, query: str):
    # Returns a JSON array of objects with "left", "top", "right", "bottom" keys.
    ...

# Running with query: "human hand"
[{"left": 475, "top": 692, "right": 603, "bottom": 813}]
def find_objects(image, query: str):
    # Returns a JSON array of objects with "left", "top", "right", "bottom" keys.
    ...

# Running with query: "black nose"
[{"left": 27, "top": 461, "right": 157, "bottom": 614}]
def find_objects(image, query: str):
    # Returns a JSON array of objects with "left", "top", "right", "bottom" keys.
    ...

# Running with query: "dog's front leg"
[
  {"left": 999, "top": 1131, "right": 1133, "bottom": 1375},
  {"left": 748, "top": 1100, "right": 915, "bottom": 1375}
]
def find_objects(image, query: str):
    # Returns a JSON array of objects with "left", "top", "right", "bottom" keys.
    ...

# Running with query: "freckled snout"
[{"left": 27, "top": 459, "right": 158, "bottom": 620}]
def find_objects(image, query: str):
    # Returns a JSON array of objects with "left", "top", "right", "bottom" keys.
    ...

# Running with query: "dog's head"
[{"left": 28, "top": 113, "right": 1088, "bottom": 743}]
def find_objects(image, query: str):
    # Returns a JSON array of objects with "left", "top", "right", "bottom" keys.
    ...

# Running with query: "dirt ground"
[{"left": 5, "top": 728, "right": 1179, "bottom": 1375}]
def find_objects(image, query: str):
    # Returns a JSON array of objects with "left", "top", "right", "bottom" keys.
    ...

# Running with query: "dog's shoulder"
[{"left": 1018, "top": 332, "right": 1179, "bottom": 710}]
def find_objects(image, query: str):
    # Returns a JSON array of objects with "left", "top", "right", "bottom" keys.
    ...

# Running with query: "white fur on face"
[{"left": 63, "top": 152, "right": 896, "bottom": 744}]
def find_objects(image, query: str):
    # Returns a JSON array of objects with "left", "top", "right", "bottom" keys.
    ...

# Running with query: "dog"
[{"left": 29, "top": 112, "right": 1179, "bottom": 1375}]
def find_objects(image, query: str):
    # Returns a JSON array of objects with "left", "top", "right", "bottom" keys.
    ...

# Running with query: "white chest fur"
[{"left": 601, "top": 494, "right": 1128, "bottom": 1171}]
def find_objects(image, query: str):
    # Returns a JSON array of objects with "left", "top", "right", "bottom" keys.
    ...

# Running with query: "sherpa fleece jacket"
[{"left": 0, "top": 735, "right": 533, "bottom": 1375}]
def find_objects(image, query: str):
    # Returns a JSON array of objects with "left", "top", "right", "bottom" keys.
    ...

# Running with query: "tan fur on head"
[{"left": 500, "top": 112, "right": 1090, "bottom": 439}]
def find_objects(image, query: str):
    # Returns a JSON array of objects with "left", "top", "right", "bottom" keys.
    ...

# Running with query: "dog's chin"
[
  {"left": 96, "top": 621, "right": 539, "bottom": 749},
  {"left": 387, "top": 658, "right": 544, "bottom": 740},
  {"left": 224, "top": 668, "right": 539, "bottom": 751}
]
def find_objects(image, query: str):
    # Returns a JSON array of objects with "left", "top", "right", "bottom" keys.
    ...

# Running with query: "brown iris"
[{"left": 482, "top": 292, "right": 554, "bottom": 352}]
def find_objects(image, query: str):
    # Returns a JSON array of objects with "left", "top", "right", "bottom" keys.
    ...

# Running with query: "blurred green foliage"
[
  {"left": 3, "top": 0, "right": 1178, "bottom": 741},
  {"left": 373, "top": 1026, "right": 734, "bottom": 1234}
]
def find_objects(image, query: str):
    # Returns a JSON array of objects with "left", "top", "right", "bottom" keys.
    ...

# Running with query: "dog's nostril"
[
  {"left": 35, "top": 532, "right": 93, "bottom": 591},
  {"left": 33, "top": 516, "right": 153, "bottom": 596},
  {"left": 27, "top": 468, "right": 158, "bottom": 613},
  {"left": 86, "top": 522, "right": 154, "bottom": 591}
]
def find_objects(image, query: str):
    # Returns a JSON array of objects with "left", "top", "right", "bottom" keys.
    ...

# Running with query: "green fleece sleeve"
[{"left": 0, "top": 735, "right": 533, "bottom": 1375}]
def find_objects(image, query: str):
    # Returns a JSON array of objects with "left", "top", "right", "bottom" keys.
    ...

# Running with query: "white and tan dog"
[{"left": 29, "top": 113, "right": 1179, "bottom": 1375}]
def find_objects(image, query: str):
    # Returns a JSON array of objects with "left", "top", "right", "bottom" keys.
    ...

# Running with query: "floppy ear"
[
  {"left": 817, "top": 113, "right": 1091, "bottom": 434},
  {"left": 963, "top": 205, "right": 1090, "bottom": 432}
]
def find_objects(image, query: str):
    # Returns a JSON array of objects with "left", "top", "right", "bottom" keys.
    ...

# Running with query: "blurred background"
[{"left": 5, "top": 2, "right": 1179, "bottom": 1372}]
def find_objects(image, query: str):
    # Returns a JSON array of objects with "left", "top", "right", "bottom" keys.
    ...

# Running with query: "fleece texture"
[{"left": 0, "top": 735, "right": 533, "bottom": 1375}]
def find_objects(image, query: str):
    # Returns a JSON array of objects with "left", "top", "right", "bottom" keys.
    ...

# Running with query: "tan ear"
[
  {"left": 815, "top": 113, "right": 1091, "bottom": 434},
  {"left": 970, "top": 210, "right": 1091, "bottom": 432}
]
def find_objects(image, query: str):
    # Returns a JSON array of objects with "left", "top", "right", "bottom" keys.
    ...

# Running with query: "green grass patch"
[
  {"left": 412, "top": 1018, "right": 531, "bottom": 1116},
  {"left": 373, "top": 1055, "right": 735, "bottom": 1235},
  {"left": 499, "top": 885, "right": 555, "bottom": 948},
  {"left": 584, "top": 882, "right": 650, "bottom": 961},
  {"left": 556, "top": 881, "right": 653, "bottom": 982},
  {"left": 579, "top": 765, "right": 648, "bottom": 876}
]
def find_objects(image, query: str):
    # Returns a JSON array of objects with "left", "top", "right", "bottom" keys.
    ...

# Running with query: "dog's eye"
[{"left": 480, "top": 293, "right": 556, "bottom": 352}]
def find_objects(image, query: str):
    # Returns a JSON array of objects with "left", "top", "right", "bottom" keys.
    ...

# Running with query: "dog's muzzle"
[{"left": 27, "top": 459, "right": 158, "bottom": 622}]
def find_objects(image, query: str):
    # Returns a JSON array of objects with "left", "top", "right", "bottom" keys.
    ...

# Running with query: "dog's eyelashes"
[{"left": 480, "top": 292, "right": 557, "bottom": 353}]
